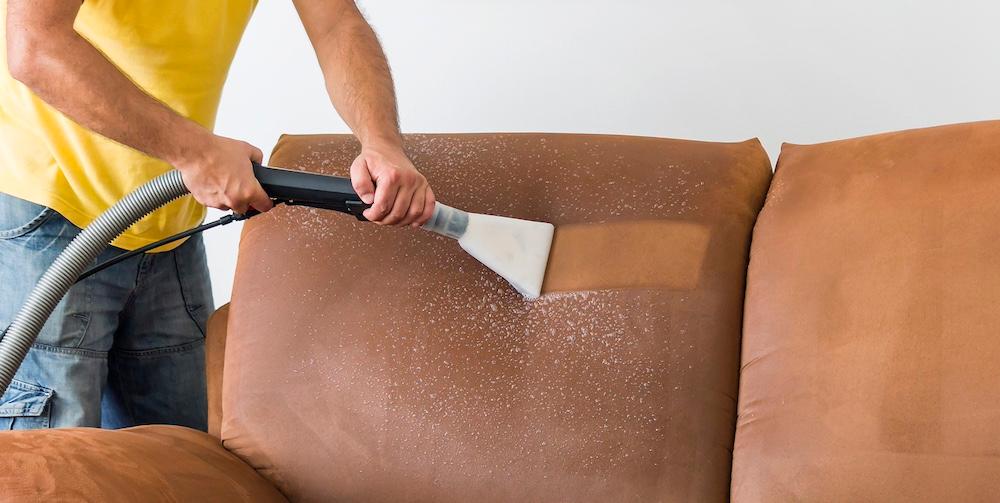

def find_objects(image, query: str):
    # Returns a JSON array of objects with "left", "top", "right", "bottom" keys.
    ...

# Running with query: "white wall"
[{"left": 208, "top": 0, "right": 1000, "bottom": 305}]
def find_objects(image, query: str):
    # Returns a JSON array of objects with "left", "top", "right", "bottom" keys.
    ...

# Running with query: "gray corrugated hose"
[{"left": 0, "top": 170, "right": 189, "bottom": 395}]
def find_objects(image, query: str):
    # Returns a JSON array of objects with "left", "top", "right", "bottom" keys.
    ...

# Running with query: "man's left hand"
[{"left": 350, "top": 142, "right": 435, "bottom": 227}]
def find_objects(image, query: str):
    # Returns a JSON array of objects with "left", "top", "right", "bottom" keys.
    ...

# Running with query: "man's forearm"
[
  {"left": 294, "top": 0, "right": 402, "bottom": 148},
  {"left": 6, "top": 0, "right": 211, "bottom": 167},
  {"left": 292, "top": 0, "right": 435, "bottom": 226}
]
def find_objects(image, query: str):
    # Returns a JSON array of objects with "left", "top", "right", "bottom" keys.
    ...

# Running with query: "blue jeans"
[{"left": 0, "top": 192, "right": 211, "bottom": 430}]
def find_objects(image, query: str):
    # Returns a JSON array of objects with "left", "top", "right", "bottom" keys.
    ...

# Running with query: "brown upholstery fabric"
[
  {"left": 224, "top": 133, "right": 771, "bottom": 502},
  {"left": 0, "top": 425, "right": 286, "bottom": 502},
  {"left": 207, "top": 304, "right": 230, "bottom": 438},
  {"left": 733, "top": 121, "right": 1000, "bottom": 501}
]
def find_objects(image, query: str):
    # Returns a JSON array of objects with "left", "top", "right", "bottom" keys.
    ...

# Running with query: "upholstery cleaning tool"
[
  {"left": 0, "top": 163, "right": 554, "bottom": 394},
  {"left": 250, "top": 165, "right": 554, "bottom": 298},
  {"left": 420, "top": 203, "right": 553, "bottom": 299}
]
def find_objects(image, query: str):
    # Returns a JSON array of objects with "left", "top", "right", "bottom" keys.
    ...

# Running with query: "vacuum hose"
[{"left": 0, "top": 170, "right": 189, "bottom": 395}]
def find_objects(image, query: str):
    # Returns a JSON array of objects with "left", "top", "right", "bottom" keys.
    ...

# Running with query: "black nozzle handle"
[{"left": 252, "top": 162, "right": 371, "bottom": 220}]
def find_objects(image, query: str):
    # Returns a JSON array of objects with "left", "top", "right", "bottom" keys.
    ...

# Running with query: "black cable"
[{"left": 74, "top": 209, "right": 265, "bottom": 284}]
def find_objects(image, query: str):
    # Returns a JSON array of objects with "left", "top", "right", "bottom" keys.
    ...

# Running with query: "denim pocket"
[
  {"left": 0, "top": 193, "right": 54, "bottom": 239},
  {"left": 173, "top": 235, "right": 213, "bottom": 337},
  {"left": 0, "top": 379, "right": 54, "bottom": 430}
]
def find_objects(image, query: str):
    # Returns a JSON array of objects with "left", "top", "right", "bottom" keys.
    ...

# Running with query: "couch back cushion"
[
  {"left": 733, "top": 121, "right": 1000, "bottom": 501},
  {"left": 223, "top": 133, "right": 771, "bottom": 502}
]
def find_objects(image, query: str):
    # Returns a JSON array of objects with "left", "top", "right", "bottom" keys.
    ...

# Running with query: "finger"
[
  {"left": 250, "top": 183, "right": 274, "bottom": 213},
  {"left": 350, "top": 156, "right": 376, "bottom": 205},
  {"left": 414, "top": 187, "right": 436, "bottom": 227},
  {"left": 383, "top": 185, "right": 414, "bottom": 226},
  {"left": 364, "top": 178, "right": 398, "bottom": 223},
  {"left": 402, "top": 184, "right": 426, "bottom": 227},
  {"left": 202, "top": 194, "right": 230, "bottom": 212},
  {"left": 228, "top": 197, "right": 250, "bottom": 215},
  {"left": 249, "top": 145, "right": 264, "bottom": 164},
  {"left": 211, "top": 196, "right": 232, "bottom": 212}
]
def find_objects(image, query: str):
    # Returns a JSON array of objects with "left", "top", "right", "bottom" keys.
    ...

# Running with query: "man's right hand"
[{"left": 172, "top": 135, "right": 274, "bottom": 214}]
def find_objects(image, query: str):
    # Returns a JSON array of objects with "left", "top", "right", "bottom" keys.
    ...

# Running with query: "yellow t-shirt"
[{"left": 0, "top": 0, "right": 256, "bottom": 251}]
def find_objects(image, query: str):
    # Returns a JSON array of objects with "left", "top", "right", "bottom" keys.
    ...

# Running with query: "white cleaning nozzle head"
[
  {"left": 458, "top": 213, "right": 554, "bottom": 299},
  {"left": 422, "top": 202, "right": 554, "bottom": 299}
]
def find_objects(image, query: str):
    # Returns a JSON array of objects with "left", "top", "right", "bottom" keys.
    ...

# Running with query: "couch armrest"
[
  {"left": 206, "top": 303, "right": 230, "bottom": 438},
  {"left": 0, "top": 425, "right": 286, "bottom": 502}
]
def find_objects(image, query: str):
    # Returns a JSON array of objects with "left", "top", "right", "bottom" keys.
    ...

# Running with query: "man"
[{"left": 0, "top": 0, "right": 434, "bottom": 430}]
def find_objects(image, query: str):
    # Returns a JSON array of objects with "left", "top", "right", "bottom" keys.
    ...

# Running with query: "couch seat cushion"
[
  {"left": 734, "top": 121, "right": 1000, "bottom": 501},
  {"left": 225, "top": 133, "right": 771, "bottom": 502},
  {"left": 0, "top": 425, "right": 286, "bottom": 502}
]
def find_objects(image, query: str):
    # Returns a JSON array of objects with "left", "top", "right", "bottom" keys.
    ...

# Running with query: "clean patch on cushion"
[{"left": 542, "top": 220, "right": 710, "bottom": 293}]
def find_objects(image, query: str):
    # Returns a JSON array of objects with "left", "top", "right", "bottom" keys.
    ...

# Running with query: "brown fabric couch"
[{"left": 1, "top": 122, "right": 996, "bottom": 501}]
